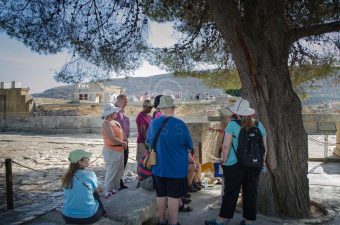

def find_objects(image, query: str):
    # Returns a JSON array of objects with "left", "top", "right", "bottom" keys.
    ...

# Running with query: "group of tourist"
[{"left": 60, "top": 94, "right": 267, "bottom": 225}]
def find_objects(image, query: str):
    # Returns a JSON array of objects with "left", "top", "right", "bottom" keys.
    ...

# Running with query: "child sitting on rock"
[{"left": 61, "top": 149, "right": 106, "bottom": 224}]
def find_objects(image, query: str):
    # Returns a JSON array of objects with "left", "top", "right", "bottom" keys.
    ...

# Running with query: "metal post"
[
  {"left": 5, "top": 158, "right": 13, "bottom": 209},
  {"left": 324, "top": 134, "right": 328, "bottom": 162},
  {"left": 3, "top": 95, "right": 7, "bottom": 130},
  {"left": 199, "top": 142, "right": 202, "bottom": 164}
]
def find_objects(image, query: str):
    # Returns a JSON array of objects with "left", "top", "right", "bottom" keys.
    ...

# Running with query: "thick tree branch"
[
  {"left": 208, "top": 0, "right": 242, "bottom": 30},
  {"left": 286, "top": 21, "right": 340, "bottom": 45}
]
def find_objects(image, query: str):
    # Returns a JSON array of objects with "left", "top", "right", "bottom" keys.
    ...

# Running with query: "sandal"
[
  {"left": 104, "top": 192, "right": 112, "bottom": 198},
  {"left": 181, "top": 197, "right": 192, "bottom": 204},
  {"left": 178, "top": 204, "right": 193, "bottom": 212}
]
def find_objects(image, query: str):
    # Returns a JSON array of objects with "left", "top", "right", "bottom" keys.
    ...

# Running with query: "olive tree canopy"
[{"left": 1, "top": 0, "right": 339, "bottom": 218}]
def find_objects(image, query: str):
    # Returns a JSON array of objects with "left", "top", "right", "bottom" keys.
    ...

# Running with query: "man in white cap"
[
  {"left": 135, "top": 99, "right": 153, "bottom": 161},
  {"left": 147, "top": 96, "right": 194, "bottom": 225}
]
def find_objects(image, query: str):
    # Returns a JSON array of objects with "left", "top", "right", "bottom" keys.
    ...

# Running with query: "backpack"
[{"left": 231, "top": 120, "right": 265, "bottom": 168}]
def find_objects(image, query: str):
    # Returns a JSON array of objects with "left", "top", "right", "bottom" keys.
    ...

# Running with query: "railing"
[{"left": 2, "top": 158, "right": 46, "bottom": 210}]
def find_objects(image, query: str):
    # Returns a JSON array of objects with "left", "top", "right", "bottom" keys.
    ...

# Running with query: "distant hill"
[
  {"left": 300, "top": 73, "right": 340, "bottom": 106},
  {"left": 32, "top": 72, "right": 340, "bottom": 106},
  {"left": 32, "top": 73, "right": 225, "bottom": 100},
  {"left": 32, "top": 85, "right": 75, "bottom": 99}
]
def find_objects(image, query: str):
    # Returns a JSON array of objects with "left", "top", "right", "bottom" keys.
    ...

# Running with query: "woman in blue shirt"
[
  {"left": 205, "top": 99, "right": 267, "bottom": 225},
  {"left": 62, "top": 149, "right": 106, "bottom": 224}
]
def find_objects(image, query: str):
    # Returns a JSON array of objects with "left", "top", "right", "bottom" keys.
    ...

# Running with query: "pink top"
[
  {"left": 136, "top": 112, "right": 151, "bottom": 143},
  {"left": 153, "top": 111, "right": 162, "bottom": 119}
]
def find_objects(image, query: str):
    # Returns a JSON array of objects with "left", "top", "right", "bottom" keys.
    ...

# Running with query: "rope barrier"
[
  {"left": 308, "top": 136, "right": 336, "bottom": 145},
  {"left": 11, "top": 160, "right": 46, "bottom": 174},
  {"left": 128, "top": 156, "right": 137, "bottom": 162},
  {"left": 88, "top": 154, "right": 137, "bottom": 165},
  {"left": 89, "top": 154, "right": 103, "bottom": 165},
  {"left": 308, "top": 164, "right": 321, "bottom": 174}
]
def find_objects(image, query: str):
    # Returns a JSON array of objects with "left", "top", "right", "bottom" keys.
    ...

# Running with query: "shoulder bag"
[{"left": 144, "top": 117, "right": 171, "bottom": 169}]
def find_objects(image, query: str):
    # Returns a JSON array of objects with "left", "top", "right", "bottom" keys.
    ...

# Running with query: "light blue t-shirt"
[
  {"left": 224, "top": 120, "right": 266, "bottom": 166},
  {"left": 146, "top": 115, "right": 194, "bottom": 178},
  {"left": 62, "top": 169, "right": 99, "bottom": 218}
]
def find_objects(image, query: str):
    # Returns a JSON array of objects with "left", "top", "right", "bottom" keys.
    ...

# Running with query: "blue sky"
[{"left": 0, "top": 22, "right": 175, "bottom": 94}]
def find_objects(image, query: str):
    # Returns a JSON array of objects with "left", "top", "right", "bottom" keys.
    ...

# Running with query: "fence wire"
[{"left": 11, "top": 160, "right": 46, "bottom": 174}]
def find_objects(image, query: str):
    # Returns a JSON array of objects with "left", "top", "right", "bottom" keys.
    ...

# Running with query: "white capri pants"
[{"left": 102, "top": 147, "right": 124, "bottom": 192}]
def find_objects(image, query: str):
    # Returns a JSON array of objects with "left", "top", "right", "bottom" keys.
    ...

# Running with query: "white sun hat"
[
  {"left": 228, "top": 99, "right": 255, "bottom": 116},
  {"left": 101, "top": 103, "right": 121, "bottom": 118},
  {"left": 218, "top": 104, "right": 234, "bottom": 117}
]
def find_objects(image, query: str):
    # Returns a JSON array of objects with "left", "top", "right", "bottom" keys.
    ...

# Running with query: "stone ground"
[{"left": 0, "top": 133, "right": 339, "bottom": 224}]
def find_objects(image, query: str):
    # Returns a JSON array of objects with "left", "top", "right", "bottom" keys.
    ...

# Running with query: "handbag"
[{"left": 144, "top": 117, "right": 171, "bottom": 169}]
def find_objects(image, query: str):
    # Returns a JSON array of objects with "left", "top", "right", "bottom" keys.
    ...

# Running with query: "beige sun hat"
[
  {"left": 228, "top": 99, "right": 255, "bottom": 116},
  {"left": 101, "top": 103, "right": 121, "bottom": 118},
  {"left": 158, "top": 96, "right": 175, "bottom": 109}
]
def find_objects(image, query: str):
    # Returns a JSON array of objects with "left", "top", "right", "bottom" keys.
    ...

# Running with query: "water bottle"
[{"left": 203, "top": 178, "right": 208, "bottom": 188}]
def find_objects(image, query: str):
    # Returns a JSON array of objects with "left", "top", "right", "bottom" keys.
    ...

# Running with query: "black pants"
[
  {"left": 219, "top": 163, "right": 261, "bottom": 220},
  {"left": 120, "top": 146, "right": 129, "bottom": 187},
  {"left": 62, "top": 192, "right": 105, "bottom": 224},
  {"left": 124, "top": 146, "right": 129, "bottom": 168}
]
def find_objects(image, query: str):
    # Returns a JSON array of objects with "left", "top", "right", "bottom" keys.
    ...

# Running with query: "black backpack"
[{"left": 231, "top": 120, "right": 265, "bottom": 168}]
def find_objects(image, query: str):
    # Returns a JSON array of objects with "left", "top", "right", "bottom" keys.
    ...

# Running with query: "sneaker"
[{"left": 204, "top": 219, "right": 223, "bottom": 225}]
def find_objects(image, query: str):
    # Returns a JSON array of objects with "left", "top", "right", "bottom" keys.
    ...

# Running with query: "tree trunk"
[{"left": 208, "top": 0, "right": 310, "bottom": 218}]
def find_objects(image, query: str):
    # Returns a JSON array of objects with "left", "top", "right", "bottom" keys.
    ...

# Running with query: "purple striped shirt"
[{"left": 115, "top": 111, "right": 130, "bottom": 138}]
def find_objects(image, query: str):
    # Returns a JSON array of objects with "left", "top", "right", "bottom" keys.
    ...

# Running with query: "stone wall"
[
  {"left": 1, "top": 113, "right": 339, "bottom": 158},
  {"left": 0, "top": 115, "right": 102, "bottom": 133},
  {"left": 0, "top": 88, "right": 32, "bottom": 116}
]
